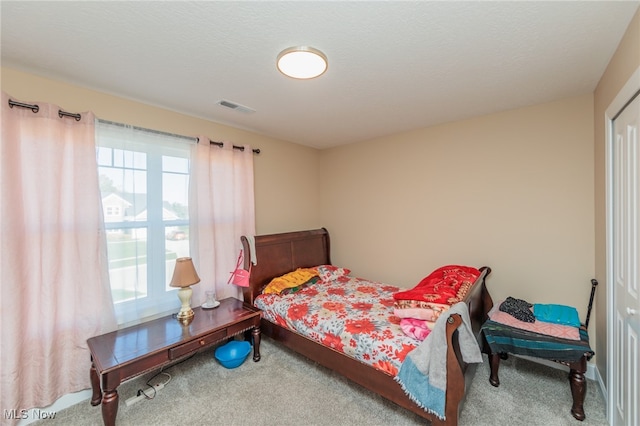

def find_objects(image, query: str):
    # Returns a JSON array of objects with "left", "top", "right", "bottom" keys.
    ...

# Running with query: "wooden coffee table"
[{"left": 87, "top": 298, "right": 261, "bottom": 426}]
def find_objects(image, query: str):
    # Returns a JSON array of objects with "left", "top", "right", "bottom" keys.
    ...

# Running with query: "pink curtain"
[
  {"left": 189, "top": 138, "right": 256, "bottom": 303},
  {"left": 0, "top": 93, "right": 117, "bottom": 414}
]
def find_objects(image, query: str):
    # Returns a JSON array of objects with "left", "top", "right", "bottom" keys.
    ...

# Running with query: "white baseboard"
[{"left": 594, "top": 363, "right": 608, "bottom": 411}]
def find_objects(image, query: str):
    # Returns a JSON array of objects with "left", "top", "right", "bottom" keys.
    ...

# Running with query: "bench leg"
[
  {"left": 568, "top": 368, "right": 586, "bottom": 421},
  {"left": 489, "top": 353, "right": 501, "bottom": 387}
]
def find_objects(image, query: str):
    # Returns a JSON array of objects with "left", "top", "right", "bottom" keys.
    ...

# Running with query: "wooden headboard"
[{"left": 240, "top": 228, "right": 331, "bottom": 305}]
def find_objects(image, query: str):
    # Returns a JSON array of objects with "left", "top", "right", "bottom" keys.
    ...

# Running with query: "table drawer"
[
  {"left": 226, "top": 319, "right": 258, "bottom": 336},
  {"left": 169, "top": 329, "right": 227, "bottom": 360}
]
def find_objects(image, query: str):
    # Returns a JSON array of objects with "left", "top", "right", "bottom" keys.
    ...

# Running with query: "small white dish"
[{"left": 202, "top": 300, "right": 220, "bottom": 309}]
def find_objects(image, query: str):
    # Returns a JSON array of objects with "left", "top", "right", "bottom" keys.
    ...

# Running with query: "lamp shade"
[{"left": 170, "top": 257, "right": 201, "bottom": 288}]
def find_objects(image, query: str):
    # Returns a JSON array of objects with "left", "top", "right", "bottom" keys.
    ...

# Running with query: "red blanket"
[{"left": 393, "top": 265, "right": 480, "bottom": 304}]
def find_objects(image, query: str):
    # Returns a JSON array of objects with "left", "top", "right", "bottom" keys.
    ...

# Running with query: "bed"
[{"left": 240, "top": 228, "right": 493, "bottom": 425}]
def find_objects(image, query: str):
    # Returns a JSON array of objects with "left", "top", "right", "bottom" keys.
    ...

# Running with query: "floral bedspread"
[{"left": 254, "top": 276, "right": 418, "bottom": 376}]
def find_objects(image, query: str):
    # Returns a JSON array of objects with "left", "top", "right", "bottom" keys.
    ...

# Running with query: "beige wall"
[
  {"left": 593, "top": 8, "right": 640, "bottom": 383},
  {"left": 321, "top": 94, "right": 596, "bottom": 336},
  {"left": 1, "top": 67, "right": 322, "bottom": 235}
]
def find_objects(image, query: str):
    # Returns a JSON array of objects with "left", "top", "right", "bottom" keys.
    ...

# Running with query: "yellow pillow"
[{"left": 263, "top": 268, "right": 319, "bottom": 295}]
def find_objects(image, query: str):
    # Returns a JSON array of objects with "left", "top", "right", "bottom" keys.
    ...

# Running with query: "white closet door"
[{"left": 612, "top": 92, "right": 640, "bottom": 426}]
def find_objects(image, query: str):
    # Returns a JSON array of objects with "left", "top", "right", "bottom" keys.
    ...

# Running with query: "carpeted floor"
[{"left": 35, "top": 336, "right": 607, "bottom": 425}]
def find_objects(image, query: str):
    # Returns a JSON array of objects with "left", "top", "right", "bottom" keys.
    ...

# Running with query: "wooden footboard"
[
  {"left": 443, "top": 314, "right": 466, "bottom": 425},
  {"left": 241, "top": 229, "right": 493, "bottom": 425}
]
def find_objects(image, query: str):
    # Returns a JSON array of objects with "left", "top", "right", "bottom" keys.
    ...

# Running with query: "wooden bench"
[{"left": 480, "top": 279, "right": 597, "bottom": 421}]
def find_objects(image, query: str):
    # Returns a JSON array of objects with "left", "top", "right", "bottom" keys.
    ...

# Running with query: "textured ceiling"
[{"left": 2, "top": 1, "right": 639, "bottom": 149}]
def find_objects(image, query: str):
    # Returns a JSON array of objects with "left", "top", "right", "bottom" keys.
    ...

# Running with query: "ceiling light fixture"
[{"left": 277, "top": 46, "right": 328, "bottom": 79}]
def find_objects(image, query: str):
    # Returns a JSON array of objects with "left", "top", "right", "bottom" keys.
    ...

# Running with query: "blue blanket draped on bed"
[{"left": 395, "top": 302, "right": 482, "bottom": 420}]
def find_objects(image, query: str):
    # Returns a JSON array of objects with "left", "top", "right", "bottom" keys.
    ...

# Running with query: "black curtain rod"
[
  {"left": 8, "top": 99, "right": 81, "bottom": 121},
  {"left": 9, "top": 98, "right": 261, "bottom": 154},
  {"left": 198, "top": 137, "right": 260, "bottom": 154}
]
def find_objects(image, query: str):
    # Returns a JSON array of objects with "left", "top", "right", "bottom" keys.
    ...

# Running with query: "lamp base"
[
  {"left": 176, "top": 308, "right": 194, "bottom": 325},
  {"left": 175, "top": 286, "right": 194, "bottom": 325}
]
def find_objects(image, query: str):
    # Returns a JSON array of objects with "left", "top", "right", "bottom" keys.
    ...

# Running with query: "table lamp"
[{"left": 170, "top": 257, "right": 201, "bottom": 325}]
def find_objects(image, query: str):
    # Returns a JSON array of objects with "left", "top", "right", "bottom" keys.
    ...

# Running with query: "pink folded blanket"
[
  {"left": 400, "top": 318, "right": 432, "bottom": 341},
  {"left": 488, "top": 302, "right": 580, "bottom": 340}
]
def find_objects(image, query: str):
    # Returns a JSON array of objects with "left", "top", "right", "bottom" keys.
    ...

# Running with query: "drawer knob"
[{"left": 200, "top": 339, "right": 205, "bottom": 346}]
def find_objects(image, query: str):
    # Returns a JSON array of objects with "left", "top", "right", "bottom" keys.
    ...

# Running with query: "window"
[
  {"left": 105, "top": 205, "right": 121, "bottom": 217},
  {"left": 96, "top": 121, "right": 192, "bottom": 324}
]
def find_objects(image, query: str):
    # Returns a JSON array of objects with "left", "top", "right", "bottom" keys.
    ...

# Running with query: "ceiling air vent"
[{"left": 216, "top": 100, "right": 255, "bottom": 114}]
